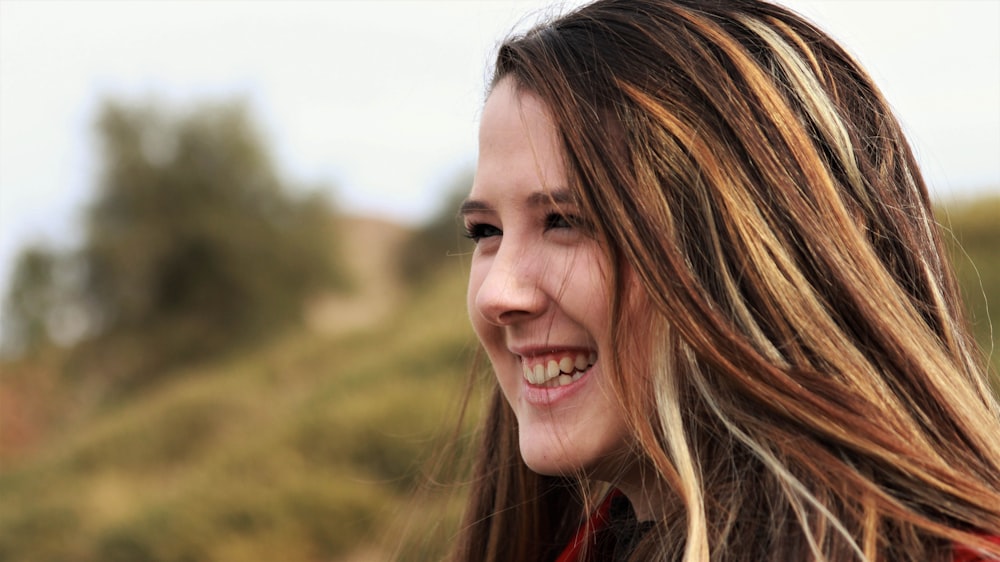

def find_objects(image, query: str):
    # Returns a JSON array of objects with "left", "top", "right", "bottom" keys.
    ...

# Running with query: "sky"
[{"left": 1, "top": 0, "right": 998, "bottom": 316}]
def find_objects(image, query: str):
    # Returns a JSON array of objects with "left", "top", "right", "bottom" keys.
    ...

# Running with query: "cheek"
[
  {"left": 570, "top": 255, "right": 614, "bottom": 327},
  {"left": 466, "top": 263, "right": 484, "bottom": 326},
  {"left": 466, "top": 263, "right": 497, "bottom": 348}
]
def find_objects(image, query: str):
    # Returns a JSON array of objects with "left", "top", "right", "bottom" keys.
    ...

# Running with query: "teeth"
[
  {"left": 522, "top": 352, "right": 597, "bottom": 386},
  {"left": 542, "top": 371, "right": 586, "bottom": 388},
  {"left": 559, "top": 357, "right": 574, "bottom": 373},
  {"left": 547, "top": 360, "right": 560, "bottom": 378}
]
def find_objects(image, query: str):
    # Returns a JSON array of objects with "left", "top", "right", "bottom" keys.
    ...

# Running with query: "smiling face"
[{"left": 463, "top": 78, "right": 631, "bottom": 478}]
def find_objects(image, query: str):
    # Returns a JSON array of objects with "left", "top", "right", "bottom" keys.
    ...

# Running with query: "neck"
[{"left": 608, "top": 463, "right": 666, "bottom": 522}]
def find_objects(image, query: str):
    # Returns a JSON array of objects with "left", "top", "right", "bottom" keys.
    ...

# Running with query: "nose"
[{"left": 473, "top": 240, "right": 548, "bottom": 326}]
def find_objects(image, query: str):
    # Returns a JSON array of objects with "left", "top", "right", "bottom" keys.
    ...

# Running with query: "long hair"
[{"left": 451, "top": 1, "right": 1000, "bottom": 560}]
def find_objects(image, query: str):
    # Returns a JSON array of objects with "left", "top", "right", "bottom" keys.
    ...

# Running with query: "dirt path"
[{"left": 304, "top": 215, "right": 410, "bottom": 337}]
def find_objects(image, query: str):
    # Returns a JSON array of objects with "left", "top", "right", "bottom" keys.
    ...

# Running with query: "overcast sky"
[{"left": 1, "top": 0, "right": 998, "bottom": 314}]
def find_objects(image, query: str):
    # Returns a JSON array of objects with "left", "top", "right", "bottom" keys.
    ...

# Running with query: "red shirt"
[
  {"left": 555, "top": 491, "right": 618, "bottom": 562},
  {"left": 954, "top": 535, "right": 1000, "bottom": 562}
]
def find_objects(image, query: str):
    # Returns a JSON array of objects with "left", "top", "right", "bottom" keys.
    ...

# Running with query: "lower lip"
[{"left": 521, "top": 366, "right": 593, "bottom": 406}]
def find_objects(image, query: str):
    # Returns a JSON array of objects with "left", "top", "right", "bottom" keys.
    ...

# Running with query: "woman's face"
[{"left": 463, "top": 78, "right": 631, "bottom": 477}]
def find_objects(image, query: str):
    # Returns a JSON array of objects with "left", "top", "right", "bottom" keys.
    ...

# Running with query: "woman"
[{"left": 454, "top": 0, "right": 1000, "bottom": 560}]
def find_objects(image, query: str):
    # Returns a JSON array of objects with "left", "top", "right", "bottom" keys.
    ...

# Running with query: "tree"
[
  {"left": 2, "top": 246, "right": 58, "bottom": 356},
  {"left": 3, "top": 98, "right": 348, "bottom": 388}
]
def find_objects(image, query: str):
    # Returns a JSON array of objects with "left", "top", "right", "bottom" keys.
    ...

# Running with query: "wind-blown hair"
[{"left": 452, "top": 0, "right": 1000, "bottom": 560}]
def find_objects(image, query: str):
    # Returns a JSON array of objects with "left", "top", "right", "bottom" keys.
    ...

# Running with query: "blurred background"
[{"left": 0, "top": 1, "right": 997, "bottom": 561}]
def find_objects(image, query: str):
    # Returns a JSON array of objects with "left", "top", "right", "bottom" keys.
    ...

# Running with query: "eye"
[
  {"left": 463, "top": 222, "right": 502, "bottom": 243},
  {"left": 545, "top": 212, "right": 592, "bottom": 233},
  {"left": 544, "top": 213, "right": 573, "bottom": 230}
]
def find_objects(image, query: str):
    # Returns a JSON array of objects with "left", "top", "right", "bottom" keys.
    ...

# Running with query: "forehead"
[
  {"left": 471, "top": 78, "right": 567, "bottom": 203},
  {"left": 478, "top": 79, "right": 554, "bottom": 149}
]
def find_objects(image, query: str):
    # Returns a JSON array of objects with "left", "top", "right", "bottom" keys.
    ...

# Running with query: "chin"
[
  {"left": 518, "top": 429, "right": 576, "bottom": 475},
  {"left": 517, "top": 426, "right": 623, "bottom": 478}
]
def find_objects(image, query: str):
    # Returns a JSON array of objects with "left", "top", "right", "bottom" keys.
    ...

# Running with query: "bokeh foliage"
[
  {"left": 2, "top": 246, "right": 61, "bottom": 354},
  {"left": 0, "top": 256, "right": 477, "bottom": 562},
  {"left": 397, "top": 170, "right": 475, "bottom": 287},
  {"left": 2, "top": 99, "right": 348, "bottom": 390}
]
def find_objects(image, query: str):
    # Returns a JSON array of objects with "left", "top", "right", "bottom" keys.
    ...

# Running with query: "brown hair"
[{"left": 452, "top": 1, "right": 1000, "bottom": 560}]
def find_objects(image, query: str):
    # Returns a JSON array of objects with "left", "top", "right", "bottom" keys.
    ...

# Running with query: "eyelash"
[
  {"left": 463, "top": 213, "right": 583, "bottom": 243},
  {"left": 545, "top": 213, "right": 573, "bottom": 230},
  {"left": 463, "top": 222, "right": 501, "bottom": 242}
]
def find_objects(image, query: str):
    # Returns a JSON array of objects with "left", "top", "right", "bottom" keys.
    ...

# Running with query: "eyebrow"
[{"left": 458, "top": 188, "right": 578, "bottom": 216}]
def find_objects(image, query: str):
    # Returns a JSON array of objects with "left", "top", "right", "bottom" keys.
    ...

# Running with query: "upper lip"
[{"left": 508, "top": 344, "right": 596, "bottom": 358}]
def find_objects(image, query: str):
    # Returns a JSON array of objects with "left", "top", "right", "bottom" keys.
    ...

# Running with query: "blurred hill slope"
[{"left": 0, "top": 213, "right": 478, "bottom": 562}]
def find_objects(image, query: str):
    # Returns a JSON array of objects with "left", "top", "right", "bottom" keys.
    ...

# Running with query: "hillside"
[{"left": 0, "top": 215, "right": 480, "bottom": 562}]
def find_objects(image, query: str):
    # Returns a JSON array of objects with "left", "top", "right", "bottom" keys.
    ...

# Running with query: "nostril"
[
  {"left": 475, "top": 293, "right": 543, "bottom": 326},
  {"left": 479, "top": 281, "right": 547, "bottom": 325},
  {"left": 496, "top": 309, "right": 532, "bottom": 324}
]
